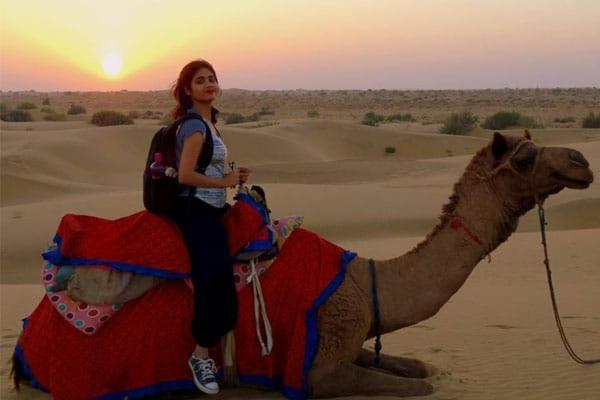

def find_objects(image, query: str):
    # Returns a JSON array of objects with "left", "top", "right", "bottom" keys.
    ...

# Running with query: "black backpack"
[{"left": 143, "top": 113, "right": 213, "bottom": 214}]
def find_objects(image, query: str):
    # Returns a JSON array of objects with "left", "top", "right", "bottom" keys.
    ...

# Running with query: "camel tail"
[{"left": 10, "top": 350, "right": 23, "bottom": 391}]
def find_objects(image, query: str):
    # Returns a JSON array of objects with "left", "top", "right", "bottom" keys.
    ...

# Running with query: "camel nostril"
[{"left": 569, "top": 150, "right": 589, "bottom": 167}]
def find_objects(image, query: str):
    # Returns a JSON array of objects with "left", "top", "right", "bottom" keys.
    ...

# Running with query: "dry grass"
[{"left": 1, "top": 88, "right": 599, "bottom": 127}]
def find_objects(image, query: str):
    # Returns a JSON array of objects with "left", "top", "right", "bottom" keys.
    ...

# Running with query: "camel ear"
[
  {"left": 491, "top": 132, "right": 508, "bottom": 159},
  {"left": 524, "top": 129, "right": 532, "bottom": 140}
]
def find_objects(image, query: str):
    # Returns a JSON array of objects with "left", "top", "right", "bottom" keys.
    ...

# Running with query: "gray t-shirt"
[{"left": 175, "top": 108, "right": 228, "bottom": 208}]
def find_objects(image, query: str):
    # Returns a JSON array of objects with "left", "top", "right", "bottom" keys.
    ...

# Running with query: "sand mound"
[
  {"left": 1, "top": 111, "right": 599, "bottom": 399},
  {"left": 2, "top": 119, "right": 489, "bottom": 205}
]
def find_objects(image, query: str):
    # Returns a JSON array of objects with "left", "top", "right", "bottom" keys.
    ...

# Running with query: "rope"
[
  {"left": 248, "top": 258, "right": 273, "bottom": 357},
  {"left": 369, "top": 258, "right": 382, "bottom": 366},
  {"left": 537, "top": 205, "right": 600, "bottom": 364},
  {"left": 461, "top": 138, "right": 597, "bottom": 364}
]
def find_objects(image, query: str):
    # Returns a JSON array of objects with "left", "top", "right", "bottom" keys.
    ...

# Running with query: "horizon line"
[{"left": 2, "top": 85, "right": 599, "bottom": 94}]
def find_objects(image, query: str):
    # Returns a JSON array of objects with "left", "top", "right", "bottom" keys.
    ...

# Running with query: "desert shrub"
[
  {"left": 245, "top": 112, "right": 260, "bottom": 122},
  {"left": 553, "top": 116, "right": 576, "bottom": 123},
  {"left": 385, "top": 146, "right": 396, "bottom": 154},
  {"left": 44, "top": 112, "right": 67, "bottom": 121},
  {"left": 140, "top": 110, "right": 162, "bottom": 120},
  {"left": 256, "top": 121, "right": 279, "bottom": 128},
  {"left": 225, "top": 112, "right": 246, "bottom": 124},
  {"left": 307, "top": 110, "right": 320, "bottom": 118},
  {"left": 1, "top": 109, "right": 33, "bottom": 122},
  {"left": 517, "top": 115, "right": 543, "bottom": 128},
  {"left": 440, "top": 111, "right": 479, "bottom": 135},
  {"left": 361, "top": 111, "right": 385, "bottom": 126},
  {"left": 127, "top": 111, "right": 140, "bottom": 119},
  {"left": 481, "top": 111, "right": 541, "bottom": 130},
  {"left": 386, "top": 113, "right": 416, "bottom": 122},
  {"left": 42, "top": 97, "right": 50, "bottom": 105},
  {"left": 582, "top": 112, "right": 600, "bottom": 128},
  {"left": 257, "top": 106, "right": 275, "bottom": 116},
  {"left": 90, "top": 110, "right": 133, "bottom": 126},
  {"left": 67, "top": 103, "right": 86, "bottom": 115},
  {"left": 17, "top": 102, "right": 37, "bottom": 110}
]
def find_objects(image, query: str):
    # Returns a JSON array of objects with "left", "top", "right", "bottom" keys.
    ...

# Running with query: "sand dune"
[{"left": 1, "top": 111, "right": 599, "bottom": 399}]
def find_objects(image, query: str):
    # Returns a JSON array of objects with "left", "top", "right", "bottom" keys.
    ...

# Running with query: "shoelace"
[{"left": 193, "top": 358, "right": 216, "bottom": 379}]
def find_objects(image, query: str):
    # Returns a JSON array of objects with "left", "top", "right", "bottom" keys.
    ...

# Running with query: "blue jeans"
[{"left": 171, "top": 196, "right": 237, "bottom": 347}]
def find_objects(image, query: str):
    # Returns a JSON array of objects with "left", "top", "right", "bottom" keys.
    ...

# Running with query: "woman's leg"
[{"left": 177, "top": 198, "right": 238, "bottom": 349}]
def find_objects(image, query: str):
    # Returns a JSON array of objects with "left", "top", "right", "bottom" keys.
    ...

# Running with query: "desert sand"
[{"left": 1, "top": 89, "right": 599, "bottom": 399}]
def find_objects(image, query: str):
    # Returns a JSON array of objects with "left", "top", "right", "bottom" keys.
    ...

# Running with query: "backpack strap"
[
  {"left": 175, "top": 113, "right": 213, "bottom": 173},
  {"left": 174, "top": 113, "right": 215, "bottom": 208}
]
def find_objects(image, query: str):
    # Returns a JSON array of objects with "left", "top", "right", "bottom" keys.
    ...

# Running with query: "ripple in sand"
[
  {"left": 485, "top": 324, "right": 518, "bottom": 329},
  {"left": 1, "top": 334, "right": 18, "bottom": 339},
  {"left": 410, "top": 324, "right": 435, "bottom": 330}
]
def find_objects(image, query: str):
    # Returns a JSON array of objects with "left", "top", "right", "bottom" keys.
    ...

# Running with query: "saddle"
[{"left": 41, "top": 185, "right": 304, "bottom": 338}]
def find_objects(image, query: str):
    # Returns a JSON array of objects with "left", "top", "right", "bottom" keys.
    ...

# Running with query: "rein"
[
  {"left": 466, "top": 140, "right": 599, "bottom": 364},
  {"left": 536, "top": 204, "right": 600, "bottom": 364}
]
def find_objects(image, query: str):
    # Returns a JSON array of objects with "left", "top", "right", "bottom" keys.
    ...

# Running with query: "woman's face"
[{"left": 186, "top": 67, "right": 219, "bottom": 103}]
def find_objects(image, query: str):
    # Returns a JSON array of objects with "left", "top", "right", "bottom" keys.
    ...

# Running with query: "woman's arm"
[{"left": 178, "top": 132, "right": 238, "bottom": 188}]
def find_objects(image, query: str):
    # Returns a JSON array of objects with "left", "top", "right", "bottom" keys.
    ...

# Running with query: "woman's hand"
[
  {"left": 238, "top": 167, "right": 251, "bottom": 184},
  {"left": 222, "top": 171, "right": 241, "bottom": 188}
]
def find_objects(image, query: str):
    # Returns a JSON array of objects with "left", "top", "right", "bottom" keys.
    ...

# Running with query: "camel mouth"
[{"left": 551, "top": 172, "right": 592, "bottom": 189}]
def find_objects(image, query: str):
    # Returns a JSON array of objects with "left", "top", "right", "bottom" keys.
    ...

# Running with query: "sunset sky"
[{"left": 1, "top": 0, "right": 599, "bottom": 91}]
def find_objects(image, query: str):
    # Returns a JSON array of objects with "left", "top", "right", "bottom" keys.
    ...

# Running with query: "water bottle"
[{"left": 150, "top": 152, "right": 166, "bottom": 179}]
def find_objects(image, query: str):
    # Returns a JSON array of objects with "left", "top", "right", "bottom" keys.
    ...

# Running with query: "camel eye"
[{"left": 511, "top": 144, "right": 537, "bottom": 172}]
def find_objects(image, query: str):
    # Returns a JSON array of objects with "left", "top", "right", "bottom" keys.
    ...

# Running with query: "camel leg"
[
  {"left": 354, "top": 348, "right": 436, "bottom": 378},
  {"left": 310, "top": 363, "right": 433, "bottom": 398}
]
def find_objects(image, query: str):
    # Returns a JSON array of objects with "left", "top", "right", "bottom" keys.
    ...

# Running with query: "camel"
[
  {"left": 12, "top": 132, "right": 594, "bottom": 399},
  {"left": 306, "top": 131, "right": 593, "bottom": 397}
]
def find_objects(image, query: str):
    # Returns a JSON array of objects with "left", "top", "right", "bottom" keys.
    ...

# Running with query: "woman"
[{"left": 170, "top": 59, "right": 250, "bottom": 395}]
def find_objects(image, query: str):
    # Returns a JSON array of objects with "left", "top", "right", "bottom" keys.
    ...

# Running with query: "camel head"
[{"left": 480, "top": 131, "right": 593, "bottom": 214}]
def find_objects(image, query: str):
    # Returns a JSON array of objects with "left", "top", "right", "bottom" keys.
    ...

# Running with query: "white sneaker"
[{"left": 188, "top": 355, "right": 220, "bottom": 395}]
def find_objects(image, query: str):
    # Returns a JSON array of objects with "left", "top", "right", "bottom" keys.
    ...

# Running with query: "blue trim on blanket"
[
  {"left": 14, "top": 318, "right": 49, "bottom": 393},
  {"left": 42, "top": 234, "right": 191, "bottom": 279},
  {"left": 239, "top": 374, "right": 283, "bottom": 389},
  {"left": 236, "top": 249, "right": 357, "bottom": 400},
  {"left": 14, "top": 344, "right": 49, "bottom": 392},
  {"left": 92, "top": 380, "right": 196, "bottom": 400},
  {"left": 16, "top": 317, "right": 201, "bottom": 400},
  {"left": 300, "top": 250, "right": 357, "bottom": 399},
  {"left": 234, "top": 193, "right": 270, "bottom": 225},
  {"left": 239, "top": 375, "right": 301, "bottom": 400},
  {"left": 239, "top": 227, "right": 274, "bottom": 252}
]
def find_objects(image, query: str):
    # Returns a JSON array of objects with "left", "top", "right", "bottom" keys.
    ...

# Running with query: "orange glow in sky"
[{"left": 1, "top": 0, "right": 599, "bottom": 90}]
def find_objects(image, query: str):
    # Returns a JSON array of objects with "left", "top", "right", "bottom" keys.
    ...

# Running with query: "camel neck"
[{"left": 363, "top": 178, "right": 521, "bottom": 335}]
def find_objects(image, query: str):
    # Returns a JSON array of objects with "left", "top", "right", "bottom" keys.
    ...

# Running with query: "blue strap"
[{"left": 369, "top": 258, "right": 382, "bottom": 366}]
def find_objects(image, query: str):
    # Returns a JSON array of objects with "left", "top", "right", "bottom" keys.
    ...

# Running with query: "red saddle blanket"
[
  {"left": 42, "top": 200, "right": 265, "bottom": 278},
  {"left": 234, "top": 229, "right": 356, "bottom": 399},
  {"left": 17, "top": 228, "right": 356, "bottom": 400}
]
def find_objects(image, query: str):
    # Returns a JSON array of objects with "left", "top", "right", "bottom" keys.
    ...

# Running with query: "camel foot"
[
  {"left": 310, "top": 363, "right": 433, "bottom": 398},
  {"left": 354, "top": 348, "right": 437, "bottom": 379}
]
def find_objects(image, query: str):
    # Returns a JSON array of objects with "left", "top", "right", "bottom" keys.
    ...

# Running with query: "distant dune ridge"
[{"left": 1, "top": 89, "right": 599, "bottom": 399}]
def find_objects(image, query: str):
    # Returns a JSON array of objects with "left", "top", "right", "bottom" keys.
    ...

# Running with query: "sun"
[{"left": 102, "top": 53, "right": 123, "bottom": 78}]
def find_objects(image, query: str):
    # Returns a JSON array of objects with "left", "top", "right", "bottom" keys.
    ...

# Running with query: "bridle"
[
  {"left": 453, "top": 139, "right": 599, "bottom": 364},
  {"left": 452, "top": 139, "right": 543, "bottom": 261}
]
